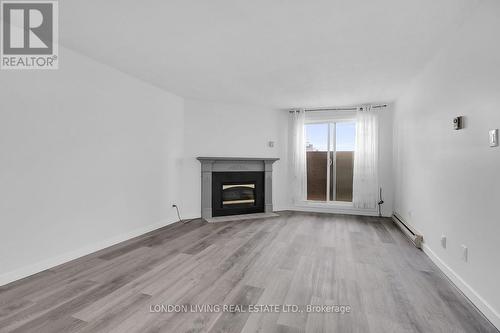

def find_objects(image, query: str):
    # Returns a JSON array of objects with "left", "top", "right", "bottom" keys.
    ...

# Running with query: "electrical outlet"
[
  {"left": 441, "top": 235, "right": 447, "bottom": 249},
  {"left": 268, "top": 141, "right": 275, "bottom": 148},
  {"left": 461, "top": 245, "right": 468, "bottom": 262}
]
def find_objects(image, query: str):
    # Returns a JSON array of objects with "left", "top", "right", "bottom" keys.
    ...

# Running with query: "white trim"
[
  {"left": 0, "top": 217, "right": 179, "bottom": 286},
  {"left": 422, "top": 244, "right": 500, "bottom": 330},
  {"left": 303, "top": 200, "right": 354, "bottom": 206},
  {"left": 288, "top": 201, "right": 381, "bottom": 217}
]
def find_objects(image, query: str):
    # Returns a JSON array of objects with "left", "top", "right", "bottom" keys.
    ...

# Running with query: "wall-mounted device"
[
  {"left": 441, "top": 235, "right": 447, "bottom": 249},
  {"left": 452, "top": 116, "right": 463, "bottom": 130},
  {"left": 489, "top": 129, "right": 498, "bottom": 147},
  {"left": 461, "top": 245, "right": 468, "bottom": 262}
]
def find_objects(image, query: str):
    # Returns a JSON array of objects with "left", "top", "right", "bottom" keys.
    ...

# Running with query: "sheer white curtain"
[
  {"left": 289, "top": 109, "right": 306, "bottom": 203},
  {"left": 352, "top": 106, "right": 379, "bottom": 209}
]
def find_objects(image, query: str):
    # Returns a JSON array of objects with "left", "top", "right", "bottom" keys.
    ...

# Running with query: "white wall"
[
  {"left": 0, "top": 46, "right": 184, "bottom": 285},
  {"left": 181, "top": 99, "right": 289, "bottom": 218},
  {"left": 181, "top": 99, "right": 394, "bottom": 218},
  {"left": 393, "top": 0, "right": 500, "bottom": 327}
]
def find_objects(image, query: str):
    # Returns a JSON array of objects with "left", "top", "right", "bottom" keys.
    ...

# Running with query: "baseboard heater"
[{"left": 392, "top": 212, "right": 423, "bottom": 249}]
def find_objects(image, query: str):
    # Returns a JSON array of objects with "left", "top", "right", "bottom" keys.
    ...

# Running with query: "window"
[{"left": 305, "top": 121, "right": 356, "bottom": 202}]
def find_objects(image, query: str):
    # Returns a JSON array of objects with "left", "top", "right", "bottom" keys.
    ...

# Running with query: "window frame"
[{"left": 305, "top": 113, "right": 356, "bottom": 204}]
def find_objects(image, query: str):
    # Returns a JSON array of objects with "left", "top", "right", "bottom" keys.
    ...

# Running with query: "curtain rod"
[{"left": 289, "top": 104, "right": 388, "bottom": 113}]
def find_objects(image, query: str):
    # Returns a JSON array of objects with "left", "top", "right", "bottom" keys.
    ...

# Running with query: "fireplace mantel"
[
  {"left": 197, "top": 157, "right": 279, "bottom": 221},
  {"left": 197, "top": 157, "right": 280, "bottom": 162}
]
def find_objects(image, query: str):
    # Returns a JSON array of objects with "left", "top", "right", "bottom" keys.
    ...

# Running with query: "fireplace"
[
  {"left": 212, "top": 172, "right": 264, "bottom": 217},
  {"left": 197, "top": 157, "right": 279, "bottom": 222}
]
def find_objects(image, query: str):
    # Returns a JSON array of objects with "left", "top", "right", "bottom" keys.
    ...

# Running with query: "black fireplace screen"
[{"left": 212, "top": 172, "right": 265, "bottom": 217}]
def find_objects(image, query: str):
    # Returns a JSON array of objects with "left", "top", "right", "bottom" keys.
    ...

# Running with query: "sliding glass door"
[{"left": 305, "top": 121, "right": 356, "bottom": 202}]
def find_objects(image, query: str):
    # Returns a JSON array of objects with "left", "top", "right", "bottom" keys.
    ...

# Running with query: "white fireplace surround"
[{"left": 197, "top": 157, "right": 279, "bottom": 221}]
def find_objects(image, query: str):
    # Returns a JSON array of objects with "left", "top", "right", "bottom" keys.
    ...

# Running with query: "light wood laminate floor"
[{"left": 0, "top": 212, "right": 497, "bottom": 333}]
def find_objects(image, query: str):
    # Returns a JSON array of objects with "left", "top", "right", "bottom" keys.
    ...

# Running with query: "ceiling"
[{"left": 60, "top": 0, "right": 479, "bottom": 108}]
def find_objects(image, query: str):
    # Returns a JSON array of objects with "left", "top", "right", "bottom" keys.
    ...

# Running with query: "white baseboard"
[
  {"left": 181, "top": 212, "right": 202, "bottom": 221},
  {"left": 0, "top": 217, "right": 179, "bottom": 287},
  {"left": 422, "top": 244, "right": 500, "bottom": 330},
  {"left": 286, "top": 203, "right": 386, "bottom": 217}
]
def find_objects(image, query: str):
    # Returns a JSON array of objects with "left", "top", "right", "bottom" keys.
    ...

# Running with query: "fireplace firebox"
[
  {"left": 222, "top": 184, "right": 255, "bottom": 207},
  {"left": 212, "top": 172, "right": 264, "bottom": 217}
]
